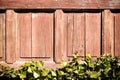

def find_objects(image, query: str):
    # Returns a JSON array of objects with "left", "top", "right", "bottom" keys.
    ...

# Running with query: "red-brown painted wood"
[
  {"left": 67, "top": 13, "right": 74, "bottom": 57},
  {"left": 32, "top": 13, "right": 53, "bottom": 58},
  {"left": 0, "top": 0, "right": 120, "bottom": 9},
  {"left": 6, "top": 10, "right": 16, "bottom": 63},
  {"left": 73, "top": 13, "right": 85, "bottom": 56},
  {"left": 115, "top": 13, "right": 120, "bottom": 56},
  {"left": 67, "top": 13, "right": 85, "bottom": 57},
  {"left": 17, "top": 13, "right": 32, "bottom": 58},
  {"left": 0, "top": 13, "right": 5, "bottom": 58},
  {"left": 0, "top": 0, "right": 28, "bottom": 8},
  {"left": 102, "top": 10, "right": 114, "bottom": 55},
  {"left": 86, "top": 12, "right": 101, "bottom": 57},
  {"left": 55, "top": 10, "right": 67, "bottom": 63}
]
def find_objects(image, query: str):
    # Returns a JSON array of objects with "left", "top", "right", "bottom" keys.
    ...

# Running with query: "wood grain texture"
[
  {"left": 0, "top": 0, "right": 120, "bottom": 9},
  {"left": 17, "top": 13, "right": 32, "bottom": 58},
  {"left": 67, "top": 13, "right": 74, "bottom": 57},
  {"left": 0, "top": 13, "right": 5, "bottom": 58},
  {"left": 55, "top": 10, "right": 67, "bottom": 63},
  {"left": 67, "top": 13, "right": 85, "bottom": 57},
  {"left": 73, "top": 13, "right": 85, "bottom": 56},
  {"left": 102, "top": 10, "right": 114, "bottom": 56},
  {"left": 6, "top": 10, "right": 16, "bottom": 63},
  {"left": 32, "top": 13, "right": 53, "bottom": 58},
  {"left": 86, "top": 12, "right": 101, "bottom": 57},
  {"left": 0, "top": 0, "right": 28, "bottom": 8},
  {"left": 115, "top": 13, "right": 120, "bottom": 56}
]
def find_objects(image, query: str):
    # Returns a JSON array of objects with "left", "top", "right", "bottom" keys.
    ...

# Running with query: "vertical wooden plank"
[
  {"left": 67, "top": 13, "right": 85, "bottom": 57},
  {"left": 32, "top": 13, "right": 53, "bottom": 58},
  {"left": 73, "top": 13, "right": 85, "bottom": 56},
  {"left": 17, "top": 13, "right": 32, "bottom": 58},
  {"left": 86, "top": 12, "right": 101, "bottom": 57},
  {"left": 115, "top": 13, "right": 120, "bottom": 56},
  {"left": 0, "top": 13, "right": 5, "bottom": 58},
  {"left": 67, "top": 13, "right": 74, "bottom": 57},
  {"left": 102, "top": 10, "right": 114, "bottom": 56},
  {"left": 55, "top": 10, "right": 67, "bottom": 63},
  {"left": 6, "top": 10, "right": 16, "bottom": 63},
  {"left": 44, "top": 13, "right": 53, "bottom": 58}
]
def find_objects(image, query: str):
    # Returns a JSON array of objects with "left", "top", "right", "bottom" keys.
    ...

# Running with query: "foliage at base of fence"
[{"left": 0, "top": 54, "right": 120, "bottom": 80}]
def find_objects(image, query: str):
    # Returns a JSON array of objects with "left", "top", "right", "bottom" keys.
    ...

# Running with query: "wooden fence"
[{"left": 0, "top": 0, "right": 120, "bottom": 68}]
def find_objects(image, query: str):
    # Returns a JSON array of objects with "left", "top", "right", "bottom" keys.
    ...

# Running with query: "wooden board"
[
  {"left": 6, "top": 10, "right": 16, "bottom": 63},
  {"left": 102, "top": 10, "right": 114, "bottom": 55},
  {"left": 0, "top": 0, "right": 120, "bottom": 9},
  {"left": 115, "top": 13, "right": 120, "bottom": 56},
  {"left": 0, "top": 13, "right": 5, "bottom": 58},
  {"left": 55, "top": 10, "right": 67, "bottom": 63},
  {"left": 32, "top": 13, "right": 53, "bottom": 58},
  {"left": 67, "top": 13, "right": 74, "bottom": 57},
  {"left": 73, "top": 13, "right": 85, "bottom": 56},
  {"left": 86, "top": 12, "right": 101, "bottom": 57},
  {"left": 67, "top": 13, "right": 85, "bottom": 57},
  {"left": 16, "top": 13, "right": 32, "bottom": 58}
]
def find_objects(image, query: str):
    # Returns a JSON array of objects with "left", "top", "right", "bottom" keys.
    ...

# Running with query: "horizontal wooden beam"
[{"left": 0, "top": 0, "right": 120, "bottom": 9}]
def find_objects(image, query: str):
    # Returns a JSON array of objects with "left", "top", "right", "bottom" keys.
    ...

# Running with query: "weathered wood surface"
[
  {"left": 0, "top": 9, "right": 120, "bottom": 68},
  {"left": 0, "top": 12, "right": 5, "bottom": 60},
  {"left": 102, "top": 10, "right": 114, "bottom": 56},
  {"left": 6, "top": 10, "right": 16, "bottom": 63},
  {"left": 32, "top": 13, "right": 53, "bottom": 58},
  {"left": 86, "top": 12, "right": 101, "bottom": 57},
  {"left": 115, "top": 13, "right": 120, "bottom": 56},
  {"left": 67, "top": 13, "right": 85, "bottom": 57},
  {"left": 17, "top": 13, "right": 32, "bottom": 58},
  {"left": 0, "top": 0, "right": 120, "bottom": 9},
  {"left": 55, "top": 10, "right": 67, "bottom": 63}
]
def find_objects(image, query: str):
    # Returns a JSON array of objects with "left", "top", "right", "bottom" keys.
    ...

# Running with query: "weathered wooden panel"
[
  {"left": 73, "top": 13, "right": 85, "bottom": 56},
  {"left": 102, "top": 10, "right": 114, "bottom": 55},
  {"left": 16, "top": 13, "right": 32, "bottom": 58},
  {"left": 32, "top": 13, "right": 53, "bottom": 58},
  {"left": 6, "top": 10, "right": 16, "bottom": 63},
  {"left": 67, "top": 13, "right": 74, "bottom": 57},
  {"left": 0, "top": 0, "right": 28, "bottom": 8},
  {"left": 1, "top": 9, "right": 120, "bottom": 68},
  {"left": 55, "top": 10, "right": 67, "bottom": 63},
  {"left": 67, "top": 13, "right": 85, "bottom": 57},
  {"left": 86, "top": 12, "right": 101, "bottom": 57},
  {"left": 0, "top": 0, "right": 120, "bottom": 9},
  {"left": 115, "top": 13, "right": 120, "bottom": 56},
  {"left": 0, "top": 12, "right": 5, "bottom": 59}
]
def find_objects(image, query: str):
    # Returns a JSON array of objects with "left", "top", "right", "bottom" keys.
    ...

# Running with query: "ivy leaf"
[
  {"left": 86, "top": 54, "right": 92, "bottom": 60},
  {"left": 19, "top": 72, "right": 26, "bottom": 79},
  {"left": 41, "top": 69, "right": 48, "bottom": 76},
  {"left": 33, "top": 71, "right": 40, "bottom": 78},
  {"left": 51, "top": 70, "right": 56, "bottom": 76},
  {"left": 61, "top": 60, "right": 68, "bottom": 67},
  {"left": 27, "top": 67, "right": 32, "bottom": 73},
  {"left": 37, "top": 61, "right": 44, "bottom": 68},
  {"left": 90, "top": 71, "right": 101, "bottom": 79},
  {"left": 57, "top": 70, "right": 64, "bottom": 75}
]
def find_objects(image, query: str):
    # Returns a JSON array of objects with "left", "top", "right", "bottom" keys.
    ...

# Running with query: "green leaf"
[
  {"left": 86, "top": 54, "right": 91, "bottom": 60},
  {"left": 33, "top": 71, "right": 40, "bottom": 78},
  {"left": 104, "top": 67, "right": 111, "bottom": 76},
  {"left": 27, "top": 67, "right": 32, "bottom": 73},
  {"left": 90, "top": 71, "right": 101, "bottom": 79},
  {"left": 73, "top": 53, "right": 80, "bottom": 59},
  {"left": 57, "top": 70, "right": 64, "bottom": 75},
  {"left": 51, "top": 70, "right": 56, "bottom": 76},
  {"left": 41, "top": 69, "right": 48, "bottom": 76},
  {"left": 61, "top": 60, "right": 68, "bottom": 67},
  {"left": 37, "top": 61, "right": 44, "bottom": 68},
  {"left": 19, "top": 72, "right": 26, "bottom": 79}
]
